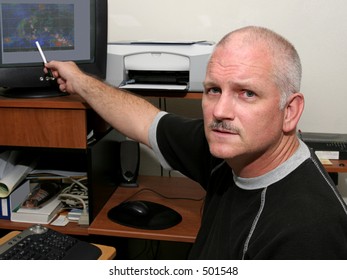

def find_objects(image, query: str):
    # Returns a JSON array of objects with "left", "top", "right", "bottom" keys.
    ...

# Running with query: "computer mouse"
[
  {"left": 107, "top": 200, "right": 182, "bottom": 230},
  {"left": 118, "top": 200, "right": 150, "bottom": 217}
]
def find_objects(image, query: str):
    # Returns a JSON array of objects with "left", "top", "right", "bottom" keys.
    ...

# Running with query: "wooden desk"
[
  {"left": 89, "top": 175, "right": 206, "bottom": 243},
  {"left": 323, "top": 160, "right": 347, "bottom": 173},
  {"left": 322, "top": 159, "right": 347, "bottom": 185},
  {"left": 0, "top": 220, "right": 89, "bottom": 236},
  {"left": 0, "top": 94, "right": 109, "bottom": 149},
  {"left": 0, "top": 231, "right": 116, "bottom": 260},
  {"left": 0, "top": 94, "right": 90, "bottom": 149}
]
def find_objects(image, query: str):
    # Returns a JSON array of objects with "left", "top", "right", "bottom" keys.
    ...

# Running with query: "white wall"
[
  {"left": 108, "top": 0, "right": 347, "bottom": 133},
  {"left": 107, "top": 0, "right": 347, "bottom": 194}
]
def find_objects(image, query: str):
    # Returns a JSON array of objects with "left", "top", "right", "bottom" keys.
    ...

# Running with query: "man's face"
[{"left": 202, "top": 42, "right": 286, "bottom": 170}]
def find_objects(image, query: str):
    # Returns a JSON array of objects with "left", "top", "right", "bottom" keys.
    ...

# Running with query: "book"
[
  {"left": 0, "top": 180, "right": 31, "bottom": 220},
  {"left": 10, "top": 196, "right": 63, "bottom": 224},
  {"left": 0, "top": 150, "right": 37, "bottom": 198},
  {"left": 27, "top": 169, "right": 87, "bottom": 180}
]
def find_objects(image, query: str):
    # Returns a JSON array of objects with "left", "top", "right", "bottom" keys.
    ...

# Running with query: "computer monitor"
[{"left": 0, "top": 0, "right": 107, "bottom": 98}]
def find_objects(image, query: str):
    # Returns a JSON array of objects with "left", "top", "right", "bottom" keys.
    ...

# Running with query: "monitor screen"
[{"left": 0, "top": 0, "right": 107, "bottom": 98}]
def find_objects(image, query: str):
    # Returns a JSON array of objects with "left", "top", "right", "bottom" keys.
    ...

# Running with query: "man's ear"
[{"left": 283, "top": 93, "right": 304, "bottom": 133}]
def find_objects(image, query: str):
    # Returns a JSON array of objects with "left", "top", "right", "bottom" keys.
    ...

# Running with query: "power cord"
[{"left": 59, "top": 177, "right": 89, "bottom": 225}]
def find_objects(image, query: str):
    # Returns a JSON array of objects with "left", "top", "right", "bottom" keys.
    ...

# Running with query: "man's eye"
[
  {"left": 243, "top": 90, "right": 255, "bottom": 98},
  {"left": 207, "top": 87, "right": 221, "bottom": 95}
]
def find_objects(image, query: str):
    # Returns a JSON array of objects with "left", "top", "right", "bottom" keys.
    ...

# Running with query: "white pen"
[
  {"left": 35, "top": 40, "right": 54, "bottom": 80},
  {"left": 35, "top": 41, "right": 48, "bottom": 63}
]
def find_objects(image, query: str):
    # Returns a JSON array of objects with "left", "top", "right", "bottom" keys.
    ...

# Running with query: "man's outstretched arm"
[{"left": 45, "top": 61, "right": 160, "bottom": 147}]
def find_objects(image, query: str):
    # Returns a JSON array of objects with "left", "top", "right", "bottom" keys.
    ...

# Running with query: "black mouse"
[
  {"left": 118, "top": 200, "right": 150, "bottom": 216},
  {"left": 107, "top": 200, "right": 182, "bottom": 230}
]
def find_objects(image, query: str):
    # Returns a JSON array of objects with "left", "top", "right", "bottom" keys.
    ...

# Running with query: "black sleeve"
[{"left": 156, "top": 113, "right": 213, "bottom": 187}]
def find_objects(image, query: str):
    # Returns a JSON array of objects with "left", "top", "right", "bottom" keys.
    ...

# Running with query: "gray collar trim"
[{"left": 233, "top": 140, "right": 310, "bottom": 190}]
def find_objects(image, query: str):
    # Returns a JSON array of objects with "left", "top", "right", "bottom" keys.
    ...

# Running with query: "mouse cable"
[{"left": 124, "top": 187, "right": 205, "bottom": 203}]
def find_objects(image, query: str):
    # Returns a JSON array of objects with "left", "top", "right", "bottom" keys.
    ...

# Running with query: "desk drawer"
[{"left": 0, "top": 107, "right": 87, "bottom": 149}]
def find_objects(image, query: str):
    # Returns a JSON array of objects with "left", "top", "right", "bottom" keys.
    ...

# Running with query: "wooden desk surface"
[
  {"left": 0, "top": 219, "right": 90, "bottom": 236},
  {"left": 89, "top": 175, "right": 206, "bottom": 243},
  {"left": 323, "top": 159, "right": 347, "bottom": 173},
  {"left": 0, "top": 230, "right": 116, "bottom": 260}
]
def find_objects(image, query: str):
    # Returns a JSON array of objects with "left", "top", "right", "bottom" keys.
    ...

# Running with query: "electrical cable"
[
  {"left": 123, "top": 187, "right": 205, "bottom": 203},
  {"left": 58, "top": 177, "right": 89, "bottom": 225}
]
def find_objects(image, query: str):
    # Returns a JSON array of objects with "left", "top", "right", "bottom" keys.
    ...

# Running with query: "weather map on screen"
[{"left": 2, "top": 3, "right": 74, "bottom": 52}]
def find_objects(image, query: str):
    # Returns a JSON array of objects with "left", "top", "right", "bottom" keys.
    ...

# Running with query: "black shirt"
[{"left": 151, "top": 113, "right": 347, "bottom": 259}]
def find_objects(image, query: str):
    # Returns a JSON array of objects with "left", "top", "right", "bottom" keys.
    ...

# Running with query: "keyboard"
[{"left": 0, "top": 224, "right": 101, "bottom": 260}]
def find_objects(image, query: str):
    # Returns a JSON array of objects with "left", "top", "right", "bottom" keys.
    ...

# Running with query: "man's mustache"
[{"left": 208, "top": 120, "right": 240, "bottom": 133}]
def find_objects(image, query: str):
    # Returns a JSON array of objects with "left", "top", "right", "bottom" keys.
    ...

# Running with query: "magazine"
[{"left": 0, "top": 150, "right": 37, "bottom": 198}]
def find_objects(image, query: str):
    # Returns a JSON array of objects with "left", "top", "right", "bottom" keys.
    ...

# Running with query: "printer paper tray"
[
  {"left": 119, "top": 83, "right": 189, "bottom": 96},
  {"left": 120, "top": 84, "right": 188, "bottom": 91}
]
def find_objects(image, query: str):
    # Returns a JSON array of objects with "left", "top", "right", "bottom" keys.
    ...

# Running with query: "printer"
[
  {"left": 106, "top": 41, "right": 215, "bottom": 94},
  {"left": 300, "top": 131, "right": 347, "bottom": 159}
]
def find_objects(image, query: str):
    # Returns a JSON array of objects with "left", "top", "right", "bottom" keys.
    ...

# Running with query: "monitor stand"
[{"left": 0, "top": 87, "right": 69, "bottom": 98}]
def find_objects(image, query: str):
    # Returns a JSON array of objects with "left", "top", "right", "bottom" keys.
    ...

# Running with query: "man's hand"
[{"left": 44, "top": 61, "right": 84, "bottom": 94}]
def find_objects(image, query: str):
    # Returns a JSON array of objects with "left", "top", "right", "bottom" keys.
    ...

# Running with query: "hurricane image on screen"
[{"left": 1, "top": 3, "right": 74, "bottom": 52}]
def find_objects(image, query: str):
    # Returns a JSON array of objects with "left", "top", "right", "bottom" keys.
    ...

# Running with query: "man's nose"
[{"left": 213, "top": 92, "right": 236, "bottom": 120}]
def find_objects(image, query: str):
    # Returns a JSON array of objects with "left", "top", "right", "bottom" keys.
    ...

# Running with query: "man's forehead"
[{"left": 207, "top": 43, "right": 272, "bottom": 74}]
